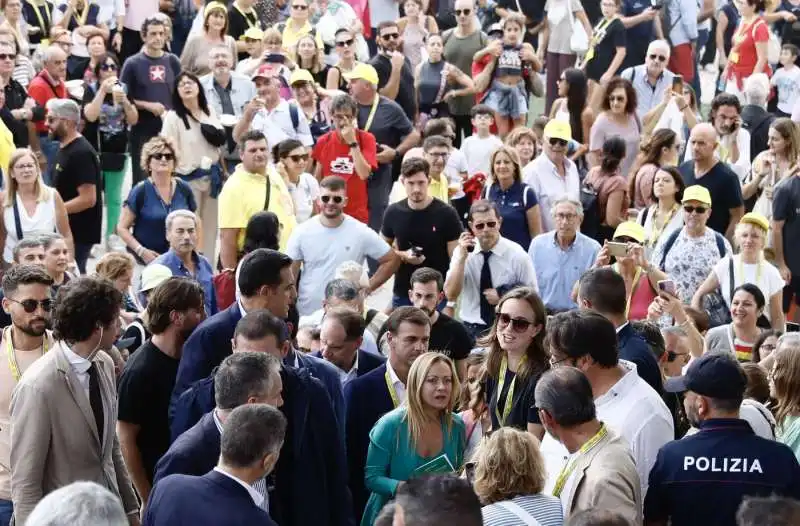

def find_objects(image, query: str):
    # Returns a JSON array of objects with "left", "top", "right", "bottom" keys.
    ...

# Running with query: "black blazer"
[
  {"left": 153, "top": 412, "right": 220, "bottom": 486},
  {"left": 311, "top": 349, "right": 386, "bottom": 378}
]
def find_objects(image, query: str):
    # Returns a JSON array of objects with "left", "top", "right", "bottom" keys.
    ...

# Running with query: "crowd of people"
[{"left": 1, "top": 0, "right": 800, "bottom": 525}]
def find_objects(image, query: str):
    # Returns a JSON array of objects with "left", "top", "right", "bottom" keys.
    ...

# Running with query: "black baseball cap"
[{"left": 664, "top": 352, "right": 747, "bottom": 399}]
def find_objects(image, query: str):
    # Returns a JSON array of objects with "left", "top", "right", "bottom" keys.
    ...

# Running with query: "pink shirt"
[{"left": 124, "top": 0, "right": 158, "bottom": 30}]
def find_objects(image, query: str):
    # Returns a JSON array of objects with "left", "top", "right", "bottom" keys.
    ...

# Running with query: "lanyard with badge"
[
  {"left": 495, "top": 355, "right": 527, "bottom": 427},
  {"left": 233, "top": 4, "right": 258, "bottom": 29},
  {"left": 71, "top": 2, "right": 91, "bottom": 27},
  {"left": 582, "top": 17, "right": 612, "bottom": 64},
  {"left": 384, "top": 369, "right": 400, "bottom": 408},
  {"left": 26, "top": 0, "right": 52, "bottom": 46},
  {"left": 5, "top": 326, "right": 48, "bottom": 382},
  {"left": 360, "top": 95, "right": 380, "bottom": 133},
  {"left": 613, "top": 263, "right": 643, "bottom": 320},
  {"left": 736, "top": 255, "right": 762, "bottom": 290},
  {"left": 551, "top": 423, "right": 609, "bottom": 497},
  {"left": 646, "top": 204, "right": 678, "bottom": 248}
]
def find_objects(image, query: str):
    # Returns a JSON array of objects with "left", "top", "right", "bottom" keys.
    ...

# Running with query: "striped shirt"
[{"left": 481, "top": 494, "right": 564, "bottom": 526}]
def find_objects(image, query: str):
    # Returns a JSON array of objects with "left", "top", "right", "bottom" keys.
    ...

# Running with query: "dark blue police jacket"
[{"left": 644, "top": 418, "right": 800, "bottom": 526}]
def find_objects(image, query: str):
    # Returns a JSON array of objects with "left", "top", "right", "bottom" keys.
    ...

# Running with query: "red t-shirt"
[
  {"left": 312, "top": 129, "right": 377, "bottom": 223},
  {"left": 729, "top": 17, "right": 772, "bottom": 83},
  {"left": 28, "top": 71, "right": 66, "bottom": 134}
]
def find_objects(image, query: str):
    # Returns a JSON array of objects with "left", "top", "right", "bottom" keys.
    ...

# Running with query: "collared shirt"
[
  {"left": 61, "top": 343, "right": 92, "bottom": 397},
  {"left": 385, "top": 359, "right": 407, "bottom": 403},
  {"left": 335, "top": 353, "right": 359, "bottom": 386},
  {"left": 540, "top": 361, "right": 674, "bottom": 499},
  {"left": 200, "top": 72, "right": 256, "bottom": 120},
  {"left": 153, "top": 250, "right": 218, "bottom": 316},
  {"left": 666, "top": 0, "right": 699, "bottom": 46},
  {"left": 620, "top": 65, "right": 675, "bottom": 119},
  {"left": 446, "top": 236, "right": 538, "bottom": 325},
  {"left": 528, "top": 231, "right": 601, "bottom": 311},
  {"left": 250, "top": 99, "right": 314, "bottom": 148},
  {"left": 522, "top": 154, "right": 581, "bottom": 232},
  {"left": 213, "top": 467, "right": 265, "bottom": 507}
]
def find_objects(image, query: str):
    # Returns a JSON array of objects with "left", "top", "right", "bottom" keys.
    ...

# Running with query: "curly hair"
[
  {"left": 52, "top": 277, "right": 122, "bottom": 342},
  {"left": 473, "top": 427, "right": 547, "bottom": 504},
  {"left": 140, "top": 135, "right": 179, "bottom": 174},
  {"left": 601, "top": 77, "right": 637, "bottom": 115}
]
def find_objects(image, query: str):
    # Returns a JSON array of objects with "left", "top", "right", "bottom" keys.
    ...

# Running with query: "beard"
[{"left": 17, "top": 318, "right": 48, "bottom": 337}]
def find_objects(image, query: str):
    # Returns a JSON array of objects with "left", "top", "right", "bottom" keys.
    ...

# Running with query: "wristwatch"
[{"left": 348, "top": 142, "right": 358, "bottom": 149}]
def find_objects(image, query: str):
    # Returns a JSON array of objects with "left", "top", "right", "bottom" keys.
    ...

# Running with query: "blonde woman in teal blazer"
[{"left": 361, "top": 352, "right": 466, "bottom": 526}]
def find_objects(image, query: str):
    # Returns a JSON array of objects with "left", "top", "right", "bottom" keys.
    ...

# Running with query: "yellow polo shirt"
[
  {"left": 218, "top": 166, "right": 297, "bottom": 250},
  {"left": 388, "top": 173, "right": 450, "bottom": 204},
  {"left": 281, "top": 19, "right": 324, "bottom": 51}
]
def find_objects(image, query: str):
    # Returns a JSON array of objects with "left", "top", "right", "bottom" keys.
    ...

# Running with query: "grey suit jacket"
[
  {"left": 9, "top": 342, "right": 138, "bottom": 525},
  {"left": 563, "top": 427, "right": 643, "bottom": 525}
]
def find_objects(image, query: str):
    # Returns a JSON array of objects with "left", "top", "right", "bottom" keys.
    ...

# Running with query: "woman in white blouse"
[
  {"left": 692, "top": 213, "right": 785, "bottom": 330},
  {"left": 273, "top": 138, "right": 318, "bottom": 223},
  {"left": 0, "top": 147, "right": 73, "bottom": 266}
]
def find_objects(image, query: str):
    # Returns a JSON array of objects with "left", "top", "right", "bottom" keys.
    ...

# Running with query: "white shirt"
[
  {"left": 250, "top": 99, "right": 314, "bottom": 148},
  {"left": 3, "top": 190, "right": 59, "bottom": 264},
  {"left": 385, "top": 359, "right": 406, "bottom": 404},
  {"left": 60, "top": 343, "right": 92, "bottom": 398},
  {"left": 446, "top": 236, "right": 538, "bottom": 325},
  {"left": 712, "top": 254, "right": 785, "bottom": 320},
  {"left": 540, "top": 361, "right": 674, "bottom": 500},
  {"left": 523, "top": 153, "right": 581, "bottom": 232},
  {"left": 212, "top": 467, "right": 265, "bottom": 507},
  {"left": 93, "top": 0, "right": 125, "bottom": 29},
  {"left": 286, "top": 173, "right": 320, "bottom": 224},
  {"left": 684, "top": 127, "right": 751, "bottom": 182}
]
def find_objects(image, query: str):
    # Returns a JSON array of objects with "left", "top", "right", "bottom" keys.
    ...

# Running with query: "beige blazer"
[
  {"left": 563, "top": 428, "right": 643, "bottom": 525},
  {"left": 9, "top": 343, "right": 138, "bottom": 525}
]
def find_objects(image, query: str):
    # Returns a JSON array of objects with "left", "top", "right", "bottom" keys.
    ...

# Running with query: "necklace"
[{"left": 5, "top": 326, "right": 47, "bottom": 382}]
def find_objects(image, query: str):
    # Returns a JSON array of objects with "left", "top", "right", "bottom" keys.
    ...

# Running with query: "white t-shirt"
[
  {"left": 286, "top": 215, "right": 392, "bottom": 315},
  {"left": 286, "top": 173, "right": 320, "bottom": 224},
  {"left": 712, "top": 254, "right": 785, "bottom": 320},
  {"left": 540, "top": 361, "right": 674, "bottom": 500},
  {"left": 771, "top": 66, "right": 800, "bottom": 115},
  {"left": 460, "top": 134, "right": 504, "bottom": 177}
]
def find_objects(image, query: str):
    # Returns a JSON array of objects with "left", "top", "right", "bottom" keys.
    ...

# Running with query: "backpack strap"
[
  {"left": 640, "top": 205, "right": 650, "bottom": 227},
  {"left": 12, "top": 197, "right": 23, "bottom": 241},
  {"left": 289, "top": 101, "right": 299, "bottom": 132},
  {"left": 659, "top": 228, "right": 682, "bottom": 271},
  {"left": 442, "top": 28, "right": 454, "bottom": 47},
  {"left": 714, "top": 231, "right": 727, "bottom": 258},
  {"left": 728, "top": 255, "right": 735, "bottom": 305}
]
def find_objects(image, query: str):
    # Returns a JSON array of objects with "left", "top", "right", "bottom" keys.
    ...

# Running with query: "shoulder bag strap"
[
  {"left": 264, "top": 175, "right": 272, "bottom": 211},
  {"left": 728, "top": 255, "right": 735, "bottom": 303},
  {"left": 496, "top": 501, "right": 543, "bottom": 526},
  {"left": 12, "top": 196, "right": 23, "bottom": 241}
]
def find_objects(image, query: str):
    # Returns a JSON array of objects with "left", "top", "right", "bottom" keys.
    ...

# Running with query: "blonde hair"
[
  {"left": 263, "top": 27, "right": 282, "bottom": 46},
  {"left": 473, "top": 427, "right": 547, "bottom": 504},
  {"left": 140, "top": 135, "right": 179, "bottom": 174},
  {"left": 4, "top": 148, "right": 49, "bottom": 207},
  {"left": 489, "top": 145, "right": 523, "bottom": 183},
  {"left": 505, "top": 127, "right": 537, "bottom": 148},
  {"left": 404, "top": 352, "right": 460, "bottom": 446},
  {"left": 94, "top": 252, "right": 135, "bottom": 281},
  {"left": 772, "top": 334, "right": 800, "bottom": 427},
  {"left": 292, "top": 33, "right": 324, "bottom": 73},
  {"left": 734, "top": 221, "right": 766, "bottom": 251}
]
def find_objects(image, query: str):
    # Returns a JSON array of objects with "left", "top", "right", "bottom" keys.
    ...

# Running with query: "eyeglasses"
[
  {"left": 0, "top": 53, "right": 14, "bottom": 60},
  {"left": 649, "top": 54, "right": 667, "bottom": 62},
  {"left": 548, "top": 137, "right": 568, "bottom": 147},
  {"left": 554, "top": 212, "right": 577, "bottom": 221},
  {"left": 14, "top": 162, "right": 36, "bottom": 171},
  {"left": 178, "top": 80, "right": 197, "bottom": 88},
  {"left": 472, "top": 220, "right": 497, "bottom": 230},
  {"left": 683, "top": 205, "right": 707, "bottom": 214},
  {"left": 497, "top": 313, "right": 534, "bottom": 333},
  {"left": 152, "top": 152, "right": 175, "bottom": 161},
  {"left": 7, "top": 298, "right": 53, "bottom": 313},
  {"left": 288, "top": 153, "right": 309, "bottom": 162},
  {"left": 549, "top": 355, "right": 573, "bottom": 367},
  {"left": 100, "top": 63, "right": 118, "bottom": 71},
  {"left": 381, "top": 32, "right": 400, "bottom": 40},
  {"left": 426, "top": 151, "right": 449, "bottom": 158},
  {"left": 292, "top": 4, "right": 308, "bottom": 8},
  {"left": 320, "top": 195, "right": 344, "bottom": 204},
  {"left": 455, "top": 8, "right": 472, "bottom": 15},
  {"left": 336, "top": 38, "right": 354, "bottom": 47},
  {"left": 609, "top": 95, "right": 626, "bottom": 103}
]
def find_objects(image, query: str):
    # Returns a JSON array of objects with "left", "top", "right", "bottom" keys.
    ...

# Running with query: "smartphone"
[
  {"left": 266, "top": 53, "right": 286, "bottom": 64},
  {"left": 672, "top": 75, "right": 683, "bottom": 94},
  {"left": 606, "top": 242, "right": 629, "bottom": 259},
  {"left": 411, "top": 246, "right": 424, "bottom": 258},
  {"left": 658, "top": 279, "right": 677, "bottom": 297},
  {"left": 788, "top": 322, "right": 800, "bottom": 333}
]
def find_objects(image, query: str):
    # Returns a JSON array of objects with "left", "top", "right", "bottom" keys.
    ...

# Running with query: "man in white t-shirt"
[
  {"left": 287, "top": 175, "right": 399, "bottom": 315},
  {"left": 542, "top": 310, "right": 674, "bottom": 500}
]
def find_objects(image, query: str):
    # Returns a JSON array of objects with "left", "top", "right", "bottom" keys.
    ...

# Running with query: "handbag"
[
  {"left": 569, "top": 5, "right": 589, "bottom": 55},
  {"left": 213, "top": 269, "right": 236, "bottom": 310},
  {"left": 705, "top": 257, "right": 734, "bottom": 328}
]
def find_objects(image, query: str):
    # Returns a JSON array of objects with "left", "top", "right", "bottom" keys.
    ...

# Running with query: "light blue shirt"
[
  {"left": 666, "top": 0, "right": 698, "bottom": 46},
  {"left": 528, "top": 231, "right": 600, "bottom": 312},
  {"left": 199, "top": 72, "right": 257, "bottom": 120},
  {"left": 620, "top": 65, "right": 675, "bottom": 119}
]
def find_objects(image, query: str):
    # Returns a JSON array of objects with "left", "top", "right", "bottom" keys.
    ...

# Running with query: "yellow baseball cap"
[
  {"left": 682, "top": 185, "right": 712, "bottom": 206},
  {"left": 205, "top": 1, "right": 227, "bottom": 15},
  {"left": 290, "top": 68, "right": 315, "bottom": 85},
  {"left": 740, "top": 212, "right": 769, "bottom": 232},
  {"left": 544, "top": 119, "right": 571, "bottom": 142},
  {"left": 241, "top": 27, "right": 264, "bottom": 41},
  {"left": 344, "top": 63, "right": 379, "bottom": 87},
  {"left": 613, "top": 221, "right": 646, "bottom": 243}
]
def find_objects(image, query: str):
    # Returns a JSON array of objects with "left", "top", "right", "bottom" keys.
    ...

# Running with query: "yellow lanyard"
[
  {"left": 614, "top": 263, "right": 642, "bottom": 320},
  {"left": 552, "top": 423, "right": 609, "bottom": 497},
  {"left": 584, "top": 17, "right": 612, "bottom": 63},
  {"left": 495, "top": 355, "right": 526, "bottom": 427},
  {"left": 5, "top": 326, "right": 48, "bottom": 382},
  {"left": 361, "top": 95, "right": 380, "bottom": 133},
  {"left": 26, "top": 0, "right": 51, "bottom": 45},
  {"left": 233, "top": 3, "right": 257, "bottom": 30},
  {"left": 646, "top": 204, "right": 678, "bottom": 248},
  {"left": 385, "top": 369, "right": 400, "bottom": 408},
  {"left": 72, "top": 3, "right": 90, "bottom": 27},
  {"left": 736, "top": 255, "right": 762, "bottom": 287}
]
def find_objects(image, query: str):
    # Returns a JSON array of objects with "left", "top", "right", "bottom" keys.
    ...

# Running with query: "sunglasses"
[
  {"left": 100, "top": 63, "right": 118, "bottom": 71},
  {"left": 0, "top": 53, "right": 14, "bottom": 60},
  {"left": 472, "top": 220, "right": 497, "bottom": 230},
  {"left": 455, "top": 8, "right": 471, "bottom": 15},
  {"left": 336, "top": 38, "right": 354, "bottom": 47},
  {"left": 548, "top": 137, "right": 568, "bottom": 147},
  {"left": 609, "top": 95, "right": 626, "bottom": 103},
  {"left": 497, "top": 313, "right": 534, "bottom": 333},
  {"left": 683, "top": 205, "right": 707, "bottom": 214},
  {"left": 152, "top": 152, "right": 175, "bottom": 161},
  {"left": 320, "top": 195, "right": 344, "bottom": 204},
  {"left": 649, "top": 54, "right": 667, "bottom": 62},
  {"left": 288, "top": 153, "right": 309, "bottom": 162},
  {"left": 292, "top": 4, "right": 308, "bottom": 8},
  {"left": 381, "top": 32, "right": 400, "bottom": 40},
  {"left": 8, "top": 298, "right": 53, "bottom": 313}
]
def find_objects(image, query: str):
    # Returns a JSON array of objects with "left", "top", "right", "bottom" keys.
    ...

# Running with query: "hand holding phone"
[
  {"left": 606, "top": 242, "right": 629, "bottom": 259},
  {"left": 672, "top": 75, "right": 683, "bottom": 95},
  {"left": 658, "top": 279, "right": 677, "bottom": 297}
]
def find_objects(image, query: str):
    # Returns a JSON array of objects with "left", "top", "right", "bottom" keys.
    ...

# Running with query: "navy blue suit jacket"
[
  {"left": 311, "top": 349, "right": 386, "bottom": 378},
  {"left": 618, "top": 322, "right": 663, "bottom": 394},
  {"left": 154, "top": 412, "right": 220, "bottom": 486},
  {"left": 343, "top": 363, "right": 394, "bottom": 518},
  {"left": 143, "top": 469, "right": 276, "bottom": 526}
]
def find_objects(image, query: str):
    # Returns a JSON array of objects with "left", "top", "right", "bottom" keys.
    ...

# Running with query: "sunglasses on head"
[
  {"left": 649, "top": 54, "right": 667, "bottom": 62},
  {"left": 382, "top": 32, "right": 400, "bottom": 40},
  {"left": 497, "top": 312, "right": 534, "bottom": 332},
  {"left": 548, "top": 137, "right": 568, "bottom": 147},
  {"left": 152, "top": 152, "right": 174, "bottom": 161},
  {"left": 8, "top": 298, "right": 53, "bottom": 313},
  {"left": 320, "top": 195, "right": 344, "bottom": 204},
  {"left": 288, "top": 153, "right": 309, "bottom": 162},
  {"left": 683, "top": 205, "right": 707, "bottom": 214},
  {"left": 455, "top": 8, "right": 471, "bottom": 15},
  {"left": 100, "top": 63, "right": 117, "bottom": 71},
  {"left": 472, "top": 220, "right": 497, "bottom": 230},
  {"left": 336, "top": 38, "right": 354, "bottom": 47}
]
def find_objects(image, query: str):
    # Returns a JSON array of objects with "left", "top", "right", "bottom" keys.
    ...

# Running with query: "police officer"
[{"left": 644, "top": 352, "right": 800, "bottom": 526}]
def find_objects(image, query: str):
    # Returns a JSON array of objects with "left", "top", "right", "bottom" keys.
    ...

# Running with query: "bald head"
[{"left": 689, "top": 123, "right": 718, "bottom": 163}]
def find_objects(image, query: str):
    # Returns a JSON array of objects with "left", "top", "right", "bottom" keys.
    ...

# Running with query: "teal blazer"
[{"left": 361, "top": 406, "right": 465, "bottom": 526}]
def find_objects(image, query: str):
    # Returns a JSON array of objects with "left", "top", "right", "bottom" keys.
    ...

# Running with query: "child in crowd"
[
  {"left": 460, "top": 104, "right": 504, "bottom": 177},
  {"left": 772, "top": 44, "right": 800, "bottom": 117}
]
